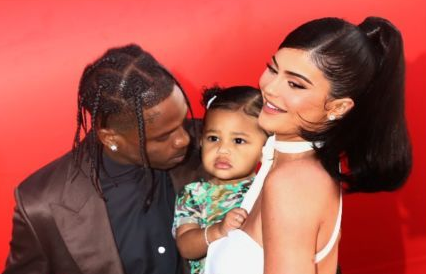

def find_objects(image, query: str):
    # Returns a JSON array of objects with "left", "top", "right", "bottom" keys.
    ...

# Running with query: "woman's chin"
[{"left": 258, "top": 118, "right": 278, "bottom": 134}]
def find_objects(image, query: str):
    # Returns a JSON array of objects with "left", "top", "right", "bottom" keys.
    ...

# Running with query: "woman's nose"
[{"left": 263, "top": 77, "right": 281, "bottom": 97}]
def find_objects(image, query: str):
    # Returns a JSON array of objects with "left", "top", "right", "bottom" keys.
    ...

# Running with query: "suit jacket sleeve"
[{"left": 3, "top": 188, "right": 49, "bottom": 274}]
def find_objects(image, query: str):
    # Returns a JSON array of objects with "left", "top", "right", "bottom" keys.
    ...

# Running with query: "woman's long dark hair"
[
  {"left": 280, "top": 17, "right": 412, "bottom": 193},
  {"left": 72, "top": 44, "right": 193, "bottom": 208}
]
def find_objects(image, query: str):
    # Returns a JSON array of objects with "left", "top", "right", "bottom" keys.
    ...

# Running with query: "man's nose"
[{"left": 174, "top": 127, "right": 190, "bottom": 149}]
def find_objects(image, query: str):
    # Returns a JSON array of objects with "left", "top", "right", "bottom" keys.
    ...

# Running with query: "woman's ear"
[{"left": 326, "top": 98, "right": 354, "bottom": 120}]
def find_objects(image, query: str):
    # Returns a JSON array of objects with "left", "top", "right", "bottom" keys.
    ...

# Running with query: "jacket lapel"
[{"left": 50, "top": 161, "right": 124, "bottom": 274}]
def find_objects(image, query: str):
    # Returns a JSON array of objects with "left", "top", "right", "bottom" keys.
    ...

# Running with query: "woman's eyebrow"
[
  {"left": 272, "top": 55, "right": 279, "bottom": 68},
  {"left": 284, "top": 70, "right": 313, "bottom": 85},
  {"left": 273, "top": 55, "right": 313, "bottom": 85}
]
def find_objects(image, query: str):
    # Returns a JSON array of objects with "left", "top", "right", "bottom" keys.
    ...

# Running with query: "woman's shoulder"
[
  {"left": 269, "top": 157, "right": 330, "bottom": 182},
  {"left": 264, "top": 158, "right": 336, "bottom": 207}
]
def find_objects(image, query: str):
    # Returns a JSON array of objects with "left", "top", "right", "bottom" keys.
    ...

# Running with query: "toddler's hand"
[{"left": 219, "top": 207, "right": 248, "bottom": 235}]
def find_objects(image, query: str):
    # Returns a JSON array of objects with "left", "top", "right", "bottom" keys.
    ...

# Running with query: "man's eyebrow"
[
  {"left": 144, "top": 111, "right": 161, "bottom": 124},
  {"left": 155, "top": 121, "right": 184, "bottom": 138},
  {"left": 155, "top": 114, "right": 190, "bottom": 138},
  {"left": 284, "top": 70, "right": 313, "bottom": 85},
  {"left": 156, "top": 128, "right": 174, "bottom": 138}
]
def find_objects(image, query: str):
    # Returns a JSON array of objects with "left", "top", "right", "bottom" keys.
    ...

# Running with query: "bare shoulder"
[
  {"left": 263, "top": 157, "right": 336, "bottom": 216},
  {"left": 261, "top": 156, "right": 340, "bottom": 269}
]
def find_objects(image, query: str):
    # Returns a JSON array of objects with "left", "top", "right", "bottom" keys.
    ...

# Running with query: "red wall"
[{"left": 0, "top": 0, "right": 425, "bottom": 273}]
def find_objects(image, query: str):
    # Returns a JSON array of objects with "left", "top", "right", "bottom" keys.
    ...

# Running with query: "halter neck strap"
[
  {"left": 241, "top": 136, "right": 317, "bottom": 212},
  {"left": 273, "top": 140, "right": 315, "bottom": 154}
]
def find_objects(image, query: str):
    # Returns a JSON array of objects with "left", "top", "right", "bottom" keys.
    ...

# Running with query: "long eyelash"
[
  {"left": 266, "top": 63, "right": 278, "bottom": 74},
  {"left": 289, "top": 81, "right": 306, "bottom": 89}
]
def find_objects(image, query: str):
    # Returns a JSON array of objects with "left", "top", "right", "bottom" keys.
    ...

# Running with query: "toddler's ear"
[{"left": 199, "top": 139, "right": 203, "bottom": 147}]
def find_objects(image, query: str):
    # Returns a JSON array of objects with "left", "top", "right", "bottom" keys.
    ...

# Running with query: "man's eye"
[
  {"left": 207, "top": 136, "right": 219, "bottom": 142},
  {"left": 234, "top": 138, "right": 246, "bottom": 144},
  {"left": 156, "top": 135, "right": 169, "bottom": 142}
]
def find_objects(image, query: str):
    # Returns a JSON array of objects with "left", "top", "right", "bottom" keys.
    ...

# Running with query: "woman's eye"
[
  {"left": 288, "top": 81, "right": 305, "bottom": 89},
  {"left": 207, "top": 136, "right": 219, "bottom": 142},
  {"left": 266, "top": 63, "right": 278, "bottom": 74},
  {"left": 234, "top": 138, "right": 246, "bottom": 144}
]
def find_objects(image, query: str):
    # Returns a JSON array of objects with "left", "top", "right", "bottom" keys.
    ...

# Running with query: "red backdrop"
[{"left": 0, "top": 0, "right": 425, "bottom": 273}]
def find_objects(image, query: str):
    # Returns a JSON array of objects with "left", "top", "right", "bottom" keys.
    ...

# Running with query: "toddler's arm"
[{"left": 176, "top": 207, "right": 247, "bottom": 259}]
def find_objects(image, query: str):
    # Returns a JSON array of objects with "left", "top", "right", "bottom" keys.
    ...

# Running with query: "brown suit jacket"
[{"left": 4, "top": 121, "right": 207, "bottom": 274}]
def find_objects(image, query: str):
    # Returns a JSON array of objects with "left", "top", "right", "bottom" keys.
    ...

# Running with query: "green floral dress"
[{"left": 172, "top": 177, "right": 254, "bottom": 274}]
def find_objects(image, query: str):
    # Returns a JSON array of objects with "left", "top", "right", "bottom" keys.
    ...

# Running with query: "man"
[{"left": 4, "top": 44, "right": 206, "bottom": 274}]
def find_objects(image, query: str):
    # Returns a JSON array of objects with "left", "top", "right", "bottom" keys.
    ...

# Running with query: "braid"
[
  {"left": 134, "top": 92, "right": 148, "bottom": 166},
  {"left": 88, "top": 87, "right": 105, "bottom": 198},
  {"left": 73, "top": 95, "right": 84, "bottom": 165},
  {"left": 134, "top": 92, "right": 156, "bottom": 211}
]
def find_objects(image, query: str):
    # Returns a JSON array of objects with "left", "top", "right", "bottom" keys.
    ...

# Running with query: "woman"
[{"left": 204, "top": 17, "right": 412, "bottom": 274}]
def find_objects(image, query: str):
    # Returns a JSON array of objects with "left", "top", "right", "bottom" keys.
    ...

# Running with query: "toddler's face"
[{"left": 201, "top": 109, "right": 267, "bottom": 184}]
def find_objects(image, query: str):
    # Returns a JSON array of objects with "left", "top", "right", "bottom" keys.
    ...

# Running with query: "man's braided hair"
[{"left": 72, "top": 44, "right": 193, "bottom": 209}]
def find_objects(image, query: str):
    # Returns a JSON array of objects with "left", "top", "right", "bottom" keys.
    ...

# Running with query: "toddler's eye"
[
  {"left": 234, "top": 138, "right": 246, "bottom": 144},
  {"left": 207, "top": 136, "right": 219, "bottom": 142}
]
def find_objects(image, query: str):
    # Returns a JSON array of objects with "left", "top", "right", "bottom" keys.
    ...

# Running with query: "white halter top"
[{"left": 204, "top": 136, "right": 342, "bottom": 274}]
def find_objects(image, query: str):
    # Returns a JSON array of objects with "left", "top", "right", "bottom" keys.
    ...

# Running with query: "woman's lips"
[{"left": 263, "top": 100, "right": 286, "bottom": 114}]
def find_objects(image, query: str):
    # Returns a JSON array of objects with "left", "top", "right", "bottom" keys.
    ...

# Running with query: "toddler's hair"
[{"left": 201, "top": 85, "right": 263, "bottom": 118}]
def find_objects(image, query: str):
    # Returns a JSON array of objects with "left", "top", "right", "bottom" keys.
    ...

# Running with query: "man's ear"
[
  {"left": 326, "top": 98, "right": 354, "bottom": 120},
  {"left": 97, "top": 128, "right": 119, "bottom": 149}
]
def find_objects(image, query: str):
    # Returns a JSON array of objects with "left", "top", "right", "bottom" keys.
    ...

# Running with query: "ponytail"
[
  {"left": 284, "top": 17, "right": 412, "bottom": 192},
  {"left": 341, "top": 17, "right": 412, "bottom": 192}
]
